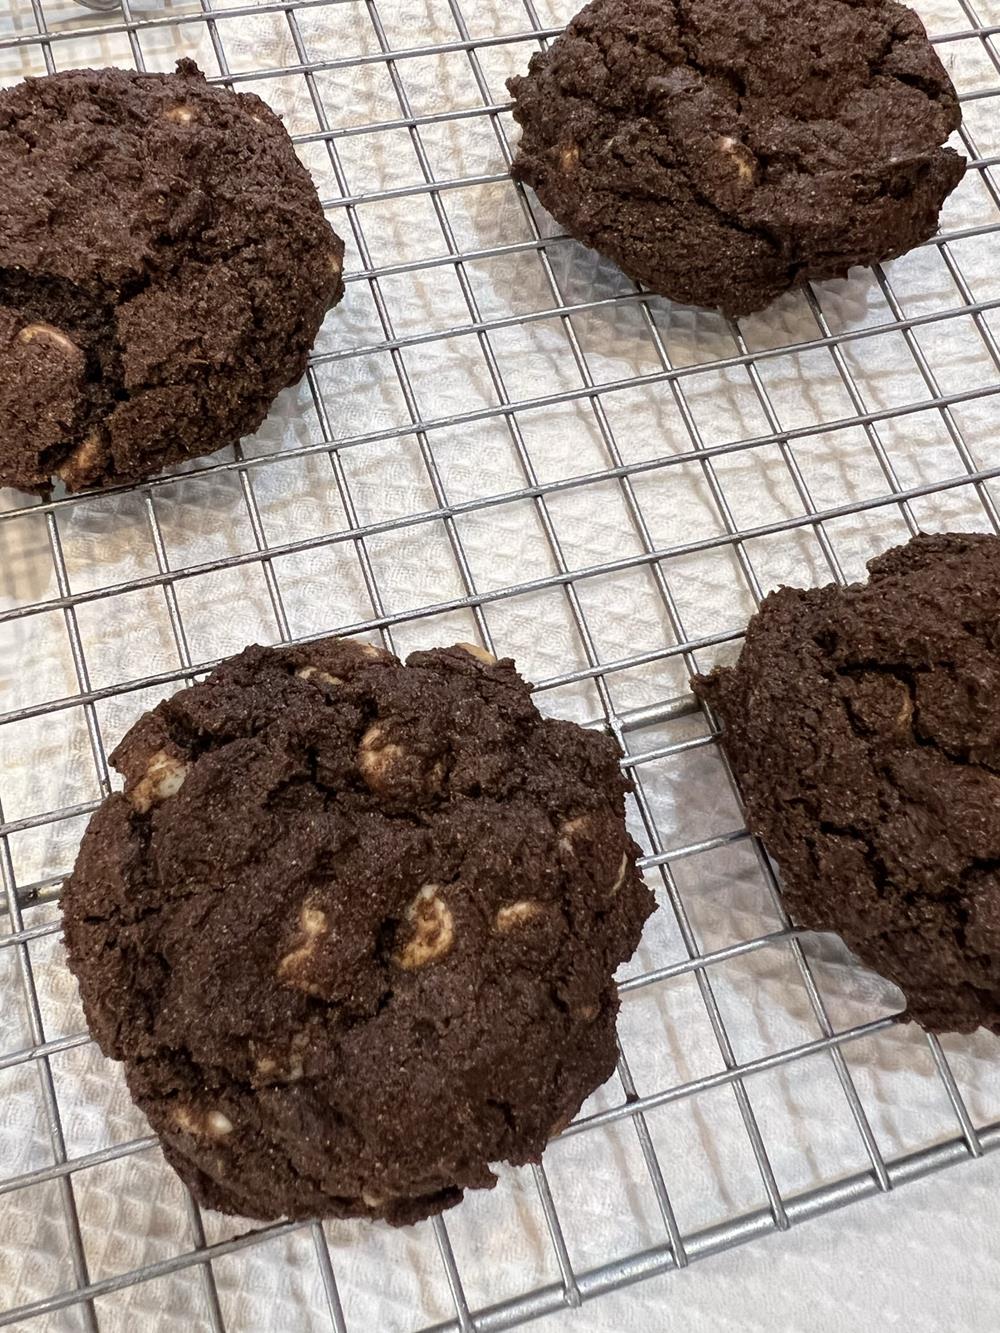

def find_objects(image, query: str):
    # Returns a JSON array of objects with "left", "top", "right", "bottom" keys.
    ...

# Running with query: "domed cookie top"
[
  {"left": 61, "top": 639, "right": 655, "bottom": 1225},
  {"left": 694, "top": 532, "right": 1000, "bottom": 1034},
  {"left": 508, "top": 0, "right": 964, "bottom": 315},
  {"left": 0, "top": 60, "right": 344, "bottom": 494}
]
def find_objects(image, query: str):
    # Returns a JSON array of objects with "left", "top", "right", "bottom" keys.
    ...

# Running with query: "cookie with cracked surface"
[
  {"left": 62, "top": 639, "right": 654, "bottom": 1225},
  {"left": 508, "top": 0, "right": 964, "bottom": 316},
  {"left": 0, "top": 59, "right": 344, "bottom": 495},
  {"left": 693, "top": 532, "right": 1000, "bottom": 1034}
]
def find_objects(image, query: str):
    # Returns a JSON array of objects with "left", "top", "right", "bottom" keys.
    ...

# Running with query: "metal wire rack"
[{"left": 1, "top": 0, "right": 999, "bottom": 1328}]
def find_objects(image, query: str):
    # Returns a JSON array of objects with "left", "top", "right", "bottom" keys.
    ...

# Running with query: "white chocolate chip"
[
  {"left": 558, "top": 815, "right": 590, "bottom": 854},
  {"left": 358, "top": 724, "right": 406, "bottom": 790},
  {"left": 455, "top": 642, "right": 497, "bottom": 665},
  {"left": 362, "top": 1190, "right": 385, "bottom": 1209},
  {"left": 277, "top": 902, "right": 329, "bottom": 987},
  {"left": 164, "top": 105, "right": 196, "bottom": 124},
  {"left": 896, "top": 689, "right": 914, "bottom": 733},
  {"left": 174, "top": 1106, "right": 232, "bottom": 1138},
  {"left": 359, "top": 643, "right": 390, "bottom": 659},
  {"left": 130, "top": 750, "right": 190, "bottom": 814},
  {"left": 301, "top": 905, "right": 326, "bottom": 936},
  {"left": 609, "top": 853, "right": 629, "bottom": 896},
  {"left": 253, "top": 1050, "right": 287, "bottom": 1081},
  {"left": 717, "top": 136, "right": 755, "bottom": 181},
  {"left": 394, "top": 884, "right": 454, "bottom": 970},
  {"left": 56, "top": 432, "right": 103, "bottom": 489},
  {"left": 297, "top": 666, "right": 344, "bottom": 686},
  {"left": 495, "top": 900, "right": 545, "bottom": 932},
  {"left": 559, "top": 142, "right": 580, "bottom": 172},
  {"left": 288, "top": 1030, "right": 308, "bottom": 1079},
  {"left": 17, "top": 321, "right": 78, "bottom": 355},
  {"left": 255, "top": 1029, "right": 309, "bottom": 1083},
  {"left": 173, "top": 1106, "right": 199, "bottom": 1134}
]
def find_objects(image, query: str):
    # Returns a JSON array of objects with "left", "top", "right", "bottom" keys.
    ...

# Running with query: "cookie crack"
[
  {"left": 814, "top": 817, "right": 891, "bottom": 896},
  {"left": 835, "top": 658, "right": 998, "bottom": 771},
  {"left": 568, "top": 1, "right": 797, "bottom": 267},
  {"left": 794, "top": 664, "right": 1000, "bottom": 915}
]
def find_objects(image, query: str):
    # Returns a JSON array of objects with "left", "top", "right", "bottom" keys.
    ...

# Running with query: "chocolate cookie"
[
  {"left": 62, "top": 640, "right": 653, "bottom": 1225},
  {"left": 508, "top": 0, "right": 965, "bottom": 316},
  {"left": 0, "top": 60, "right": 344, "bottom": 494},
  {"left": 693, "top": 532, "right": 1000, "bottom": 1034}
]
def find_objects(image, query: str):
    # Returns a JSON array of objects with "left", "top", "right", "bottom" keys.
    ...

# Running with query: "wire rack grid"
[{"left": 0, "top": 0, "right": 999, "bottom": 1329}]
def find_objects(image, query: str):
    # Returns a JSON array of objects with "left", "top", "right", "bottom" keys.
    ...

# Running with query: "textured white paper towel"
[
  {"left": 543, "top": 1151, "right": 1000, "bottom": 1332},
  {"left": 1, "top": 0, "right": 999, "bottom": 1329}
]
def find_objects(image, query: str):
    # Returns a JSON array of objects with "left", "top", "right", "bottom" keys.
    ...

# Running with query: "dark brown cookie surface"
[
  {"left": 508, "top": 0, "right": 964, "bottom": 316},
  {"left": 694, "top": 532, "right": 1000, "bottom": 1034},
  {"left": 62, "top": 640, "right": 653, "bottom": 1225},
  {"left": 0, "top": 60, "right": 344, "bottom": 494}
]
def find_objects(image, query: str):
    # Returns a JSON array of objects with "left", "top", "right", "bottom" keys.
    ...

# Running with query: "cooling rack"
[{"left": 1, "top": 0, "right": 999, "bottom": 1329}]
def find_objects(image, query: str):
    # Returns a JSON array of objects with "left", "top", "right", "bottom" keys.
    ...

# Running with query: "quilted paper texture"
[{"left": 0, "top": 0, "right": 999, "bottom": 1329}]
